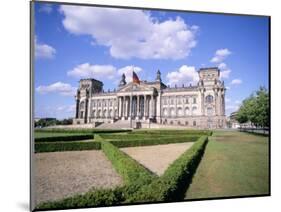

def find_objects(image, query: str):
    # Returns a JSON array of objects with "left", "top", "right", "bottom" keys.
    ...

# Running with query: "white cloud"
[
  {"left": 166, "top": 65, "right": 199, "bottom": 86},
  {"left": 210, "top": 48, "right": 231, "bottom": 63},
  {"left": 60, "top": 6, "right": 198, "bottom": 59},
  {"left": 39, "top": 4, "right": 53, "bottom": 14},
  {"left": 117, "top": 66, "right": 142, "bottom": 82},
  {"left": 67, "top": 63, "right": 116, "bottom": 80},
  {"left": 231, "top": 79, "right": 242, "bottom": 85},
  {"left": 218, "top": 62, "right": 231, "bottom": 79},
  {"left": 57, "top": 104, "right": 76, "bottom": 112},
  {"left": 36, "top": 82, "right": 76, "bottom": 96},
  {"left": 35, "top": 38, "right": 56, "bottom": 59}
]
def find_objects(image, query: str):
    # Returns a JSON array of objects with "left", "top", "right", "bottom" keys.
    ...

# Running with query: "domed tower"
[{"left": 155, "top": 69, "right": 162, "bottom": 82}]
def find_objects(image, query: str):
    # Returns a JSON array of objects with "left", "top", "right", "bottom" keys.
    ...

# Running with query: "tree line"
[{"left": 236, "top": 87, "right": 269, "bottom": 128}]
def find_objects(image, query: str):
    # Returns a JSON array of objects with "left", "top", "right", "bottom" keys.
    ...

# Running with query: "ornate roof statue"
[
  {"left": 156, "top": 69, "right": 162, "bottom": 82},
  {"left": 119, "top": 73, "right": 126, "bottom": 87}
]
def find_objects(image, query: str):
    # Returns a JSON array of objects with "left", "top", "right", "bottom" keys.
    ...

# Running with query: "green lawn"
[{"left": 185, "top": 130, "right": 269, "bottom": 199}]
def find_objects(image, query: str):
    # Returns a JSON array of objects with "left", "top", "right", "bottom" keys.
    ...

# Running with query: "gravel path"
[
  {"left": 121, "top": 143, "right": 194, "bottom": 176},
  {"left": 34, "top": 150, "right": 123, "bottom": 205}
]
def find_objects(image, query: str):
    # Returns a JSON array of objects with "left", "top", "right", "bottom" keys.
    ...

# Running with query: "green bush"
[
  {"left": 35, "top": 134, "right": 94, "bottom": 142},
  {"left": 108, "top": 136, "right": 199, "bottom": 148},
  {"left": 35, "top": 141, "right": 101, "bottom": 153},
  {"left": 127, "top": 136, "right": 208, "bottom": 202},
  {"left": 134, "top": 130, "right": 212, "bottom": 136},
  {"left": 101, "top": 140, "right": 156, "bottom": 185},
  {"left": 35, "top": 128, "right": 132, "bottom": 134},
  {"left": 99, "top": 133, "right": 197, "bottom": 140},
  {"left": 37, "top": 187, "right": 124, "bottom": 210}
]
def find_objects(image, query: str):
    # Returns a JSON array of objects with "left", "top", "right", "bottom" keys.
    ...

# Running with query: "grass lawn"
[{"left": 185, "top": 130, "right": 269, "bottom": 199}]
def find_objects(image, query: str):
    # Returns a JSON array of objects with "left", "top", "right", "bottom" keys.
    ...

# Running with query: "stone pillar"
[
  {"left": 175, "top": 96, "right": 178, "bottom": 117},
  {"left": 143, "top": 95, "right": 147, "bottom": 119},
  {"left": 75, "top": 98, "right": 80, "bottom": 119},
  {"left": 125, "top": 97, "right": 128, "bottom": 118},
  {"left": 106, "top": 99, "right": 109, "bottom": 118},
  {"left": 136, "top": 95, "right": 140, "bottom": 119},
  {"left": 214, "top": 90, "right": 219, "bottom": 116},
  {"left": 201, "top": 90, "right": 205, "bottom": 116},
  {"left": 84, "top": 98, "right": 88, "bottom": 123},
  {"left": 156, "top": 94, "right": 161, "bottom": 123},
  {"left": 121, "top": 97, "right": 125, "bottom": 120},
  {"left": 149, "top": 95, "right": 153, "bottom": 118}
]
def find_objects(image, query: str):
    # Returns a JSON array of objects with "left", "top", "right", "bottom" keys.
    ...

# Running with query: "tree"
[{"left": 236, "top": 87, "right": 269, "bottom": 128}]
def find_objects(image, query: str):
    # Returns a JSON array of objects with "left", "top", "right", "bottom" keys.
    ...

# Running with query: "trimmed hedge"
[
  {"left": 35, "top": 141, "right": 101, "bottom": 153},
  {"left": 135, "top": 130, "right": 212, "bottom": 136},
  {"left": 35, "top": 134, "right": 94, "bottom": 142},
  {"left": 37, "top": 187, "right": 124, "bottom": 209},
  {"left": 108, "top": 136, "right": 199, "bottom": 148},
  {"left": 127, "top": 136, "right": 208, "bottom": 202},
  {"left": 101, "top": 140, "right": 156, "bottom": 185},
  {"left": 99, "top": 133, "right": 197, "bottom": 140},
  {"left": 35, "top": 128, "right": 132, "bottom": 134}
]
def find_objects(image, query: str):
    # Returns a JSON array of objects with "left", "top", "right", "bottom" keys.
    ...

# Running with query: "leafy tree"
[{"left": 236, "top": 87, "right": 269, "bottom": 128}]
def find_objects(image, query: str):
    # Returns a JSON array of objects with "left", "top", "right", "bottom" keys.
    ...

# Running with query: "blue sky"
[{"left": 34, "top": 2, "right": 269, "bottom": 119}]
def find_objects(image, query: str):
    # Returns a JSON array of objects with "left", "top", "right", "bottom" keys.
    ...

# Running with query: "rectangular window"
[{"left": 193, "top": 98, "right": 196, "bottom": 104}]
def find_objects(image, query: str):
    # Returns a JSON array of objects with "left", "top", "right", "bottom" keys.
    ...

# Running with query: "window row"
[
  {"left": 92, "top": 99, "right": 116, "bottom": 107},
  {"left": 162, "top": 107, "right": 198, "bottom": 117},
  {"left": 162, "top": 96, "right": 197, "bottom": 105}
]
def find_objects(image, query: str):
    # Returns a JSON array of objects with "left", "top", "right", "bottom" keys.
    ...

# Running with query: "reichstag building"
[{"left": 73, "top": 67, "right": 226, "bottom": 129}]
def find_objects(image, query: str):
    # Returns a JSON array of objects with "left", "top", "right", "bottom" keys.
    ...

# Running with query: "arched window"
[
  {"left": 97, "top": 110, "right": 101, "bottom": 118},
  {"left": 185, "top": 121, "right": 189, "bottom": 126},
  {"left": 103, "top": 109, "right": 107, "bottom": 118},
  {"left": 170, "top": 108, "right": 175, "bottom": 117},
  {"left": 177, "top": 107, "right": 183, "bottom": 116},
  {"left": 206, "top": 95, "right": 214, "bottom": 103},
  {"left": 80, "top": 101, "right": 85, "bottom": 110},
  {"left": 207, "top": 107, "right": 213, "bottom": 116},
  {"left": 163, "top": 108, "right": 168, "bottom": 117},
  {"left": 109, "top": 109, "right": 113, "bottom": 118},
  {"left": 192, "top": 106, "right": 197, "bottom": 115},
  {"left": 185, "top": 107, "right": 190, "bottom": 116},
  {"left": 193, "top": 120, "right": 196, "bottom": 126},
  {"left": 92, "top": 110, "right": 96, "bottom": 118}
]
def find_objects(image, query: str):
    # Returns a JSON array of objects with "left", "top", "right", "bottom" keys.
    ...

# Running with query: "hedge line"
[
  {"left": 99, "top": 133, "right": 198, "bottom": 140},
  {"left": 127, "top": 136, "right": 208, "bottom": 202},
  {"left": 135, "top": 130, "right": 212, "bottom": 136},
  {"left": 35, "top": 134, "right": 94, "bottom": 142},
  {"left": 35, "top": 141, "right": 101, "bottom": 153},
  {"left": 108, "top": 136, "right": 199, "bottom": 148},
  {"left": 35, "top": 128, "right": 132, "bottom": 134}
]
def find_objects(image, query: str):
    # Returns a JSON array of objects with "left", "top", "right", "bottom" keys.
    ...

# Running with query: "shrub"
[
  {"left": 35, "top": 134, "right": 94, "bottom": 142},
  {"left": 101, "top": 140, "right": 156, "bottom": 185},
  {"left": 37, "top": 187, "right": 124, "bottom": 210},
  {"left": 127, "top": 136, "right": 208, "bottom": 202},
  {"left": 108, "top": 136, "right": 199, "bottom": 148},
  {"left": 35, "top": 141, "right": 101, "bottom": 153},
  {"left": 35, "top": 128, "right": 132, "bottom": 134}
]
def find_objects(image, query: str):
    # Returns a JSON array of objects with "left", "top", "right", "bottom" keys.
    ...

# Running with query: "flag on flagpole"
[{"left": 132, "top": 71, "right": 140, "bottom": 84}]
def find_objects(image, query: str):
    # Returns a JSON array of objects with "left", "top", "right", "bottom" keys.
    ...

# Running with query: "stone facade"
[{"left": 73, "top": 67, "right": 226, "bottom": 129}]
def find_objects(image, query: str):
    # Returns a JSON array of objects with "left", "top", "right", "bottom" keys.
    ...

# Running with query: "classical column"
[
  {"left": 175, "top": 96, "right": 178, "bottom": 117},
  {"left": 75, "top": 98, "right": 80, "bottom": 119},
  {"left": 106, "top": 99, "right": 109, "bottom": 118},
  {"left": 136, "top": 95, "right": 140, "bottom": 119},
  {"left": 143, "top": 95, "right": 147, "bottom": 119},
  {"left": 149, "top": 95, "right": 153, "bottom": 118},
  {"left": 125, "top": 97, "right": 128, "bottom": 118},
  {"left": 84, "top": 98, "right": 88, "bottom": 123}
]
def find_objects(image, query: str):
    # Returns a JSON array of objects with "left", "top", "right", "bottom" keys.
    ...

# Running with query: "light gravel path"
[
  {"left": 34, "top": 150, "right": 123, "bottom": 205},
  {"left": 121, "top": 142, "right": 194, "bottom": 176}
]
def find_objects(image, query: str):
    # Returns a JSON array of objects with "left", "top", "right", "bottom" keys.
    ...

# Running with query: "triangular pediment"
[{"left": 118, "top": 82, "right": 155, "bottom": 92}]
